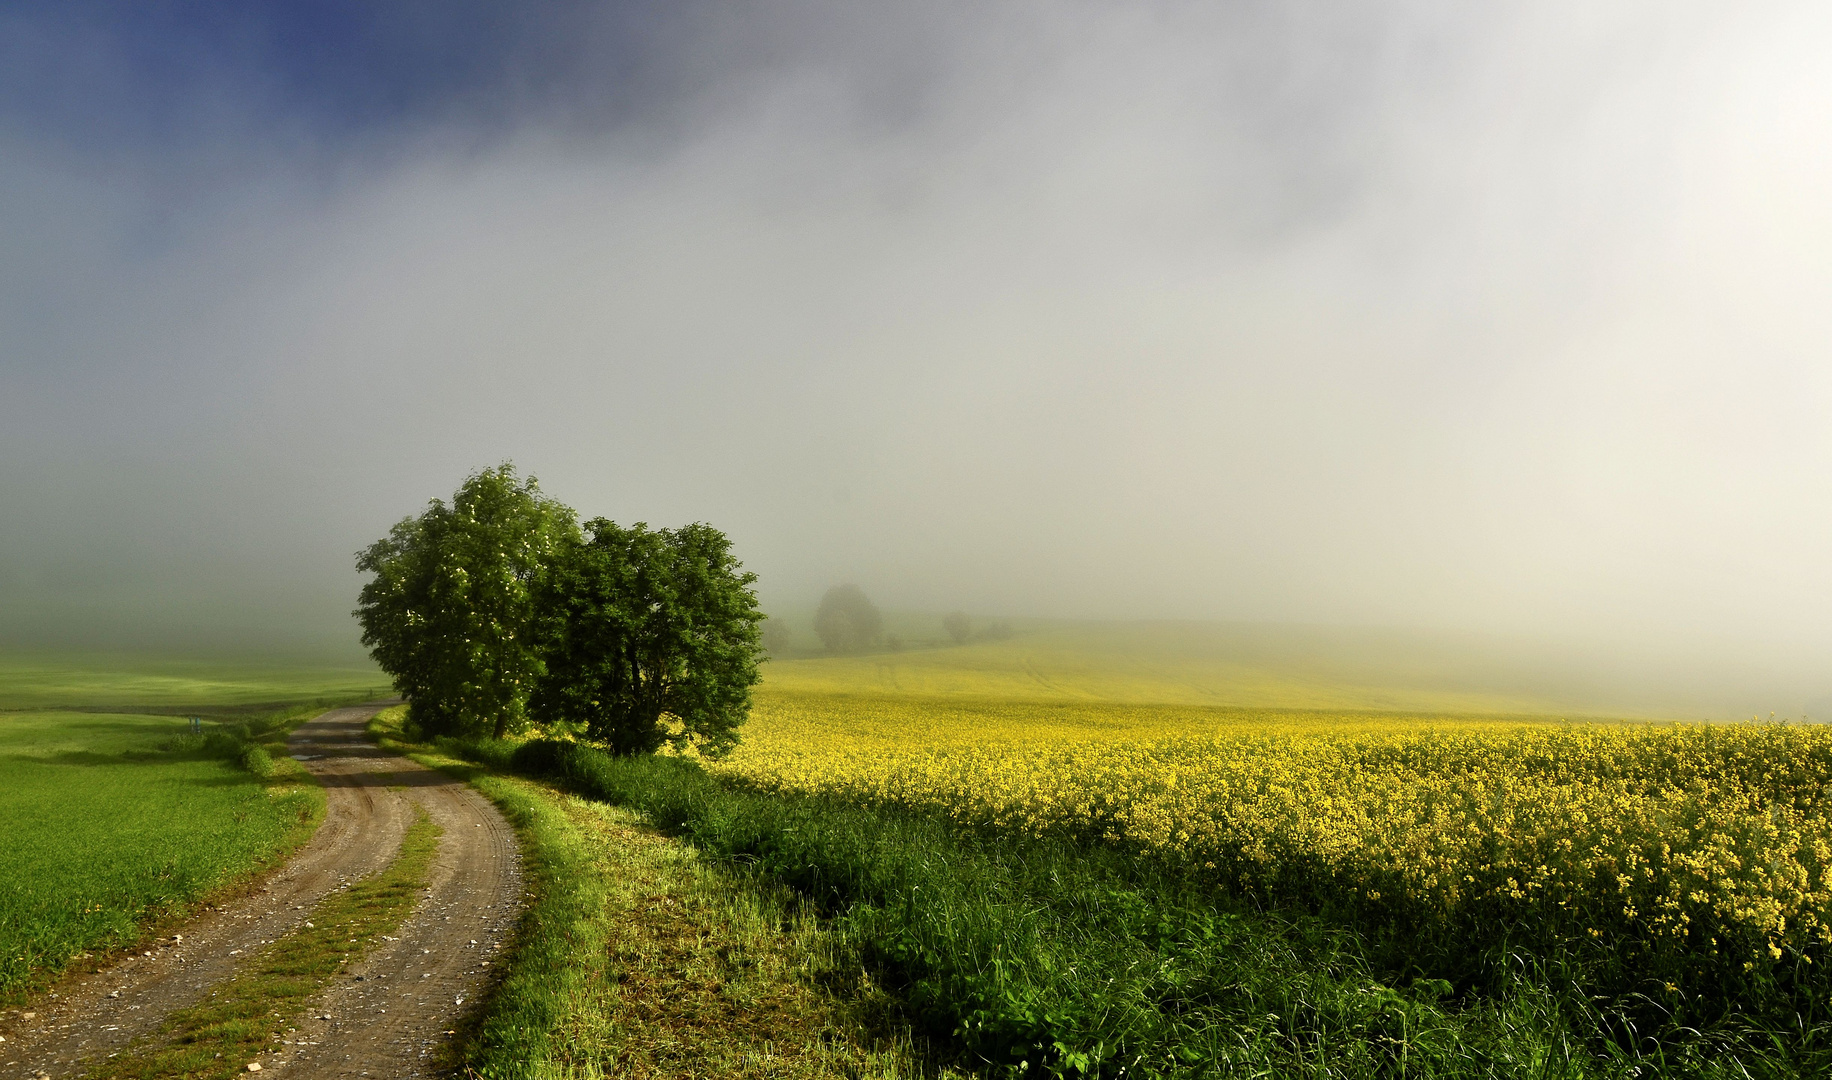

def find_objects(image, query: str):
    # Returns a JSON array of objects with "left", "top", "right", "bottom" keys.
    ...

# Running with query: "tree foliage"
[
  {"left": 943, "top": 610, "right": 972, "bottom": 644},
  {"left": 354, "top": 465, "right": 578, "bottom": 740},
  {"left": 530, "top": 518, "right": 764, "bottom": 757},
  {"left": 814, "top": 584, "right": 882, "bottom": 654}
]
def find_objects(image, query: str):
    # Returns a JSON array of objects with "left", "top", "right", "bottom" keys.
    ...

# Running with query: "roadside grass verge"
[
  {"left": 92, "top": 805, "right": 442, "bottom": 1079},
  {"left": 370, "top": 708, "right": 956, "bottom": 1079},
  {"left": 0, "top": 700, "right": 346, "bottom": 1004}
]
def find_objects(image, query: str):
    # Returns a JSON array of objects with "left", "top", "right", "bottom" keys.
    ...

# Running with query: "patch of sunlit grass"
[{"left": 0, "top": 710, "right": 326, "bottom": 1003}]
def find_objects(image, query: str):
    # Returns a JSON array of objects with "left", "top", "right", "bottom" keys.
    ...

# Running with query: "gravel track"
[{"left": 0, "top": 704, "right": 524, "bottom": 1079}]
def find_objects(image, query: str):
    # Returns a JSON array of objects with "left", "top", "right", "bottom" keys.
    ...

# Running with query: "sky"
[{"left": 2, "top": 1, "right": 1829, "bottom": 699}]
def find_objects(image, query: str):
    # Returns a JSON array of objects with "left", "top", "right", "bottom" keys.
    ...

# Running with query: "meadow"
[{"left": 0, "top": 653, "right": 381, "bottom": 1001}]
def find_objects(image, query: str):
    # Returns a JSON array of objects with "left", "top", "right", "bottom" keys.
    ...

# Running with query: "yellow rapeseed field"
[{"left": 723, "top": 688, "right": 1832, "bottom": 968}]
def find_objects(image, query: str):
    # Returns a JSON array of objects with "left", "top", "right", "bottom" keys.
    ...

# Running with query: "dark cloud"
[{"left": 2, "top": 1, "right": 569, "bottom": 139}]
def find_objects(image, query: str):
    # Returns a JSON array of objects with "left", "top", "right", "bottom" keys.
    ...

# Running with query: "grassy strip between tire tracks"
[{"left": 91, "top": 806, "right": 442, "bottom": 1080}]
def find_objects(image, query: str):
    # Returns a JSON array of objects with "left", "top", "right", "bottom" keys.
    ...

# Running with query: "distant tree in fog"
[
  {"left": 761, "top": 617, "right": 793, "bottom": 657},
  {"left": 814, "top": 584, "right": 882, "bottom": 653},
  {"left": 943, "top": 611, "right": 971, "bottom": 644}
]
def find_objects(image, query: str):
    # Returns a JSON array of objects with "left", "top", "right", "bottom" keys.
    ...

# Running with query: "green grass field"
[
  {"left": 0, "top": 652, "right": 382, "bottom": 1002},
  {"left": 0, "top": 651, "right": 386, "bottom": 710}
]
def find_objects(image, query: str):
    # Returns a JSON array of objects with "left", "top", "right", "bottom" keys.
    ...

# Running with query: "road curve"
[{"left": 0, "top": 704, "right": 524, "bottom": 1079}]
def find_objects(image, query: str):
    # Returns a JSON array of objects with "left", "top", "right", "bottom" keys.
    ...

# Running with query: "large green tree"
[
  {"left": 355, "top": 465, "right": 578, "bottom": 739},
  {"left": 531, "top": 518, "right": 764, "bottom": 757}
]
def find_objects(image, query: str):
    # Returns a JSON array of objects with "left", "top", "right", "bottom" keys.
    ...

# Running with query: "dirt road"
[{"left": 0, "top": 704, "right": 524, "bottom": 1079}]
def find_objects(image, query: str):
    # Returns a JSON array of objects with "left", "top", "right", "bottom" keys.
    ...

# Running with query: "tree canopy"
[
  {"left": 355, "top": 465, "right": 578, "bottom": 740},
  {"left": 357, "top": 465, "right": 765, "bottom": 754},
  {"left": 531, "top": 519, "right": 763, "bottom": 757}
]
